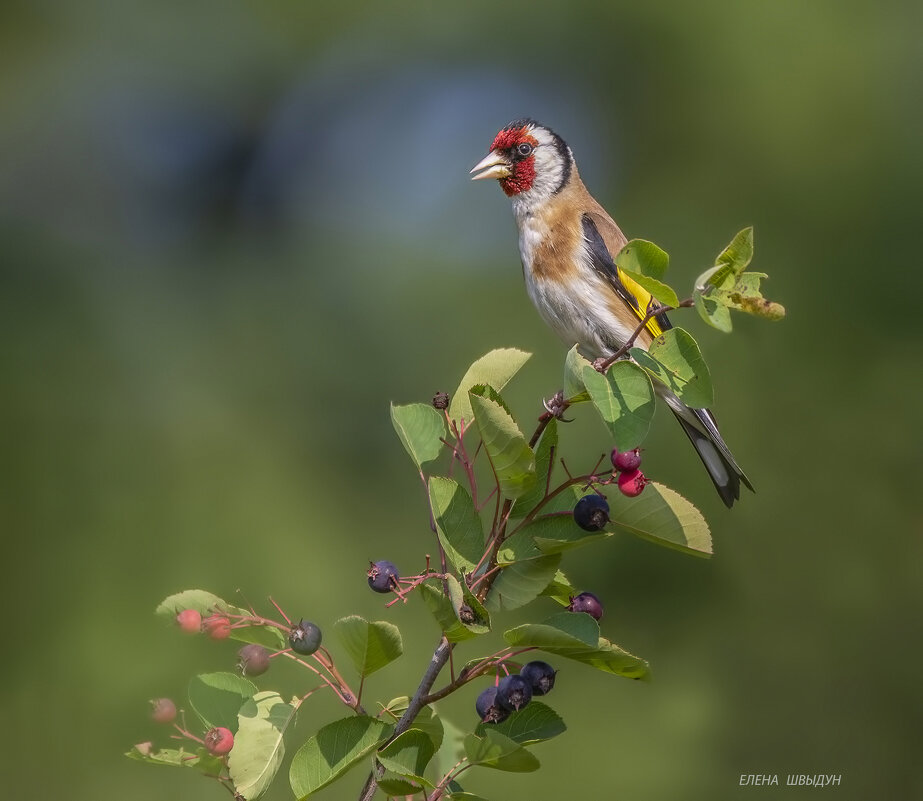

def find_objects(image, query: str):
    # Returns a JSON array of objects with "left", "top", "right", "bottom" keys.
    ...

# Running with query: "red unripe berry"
[
  {"left": 202, "top": 614, "right": 232, "bottom": 640},
  {"left": 150, "top": 697, "right": 177, "bottom": 724},
  {"left": 617, "top": 469, "right": 648, "bottom": 498},
  {"left": 611, "top": 447, "right": 642, "bottom": 473},
  {"left": 175, "top": 609, "right": 202, "bottom": 634},
  {"left": 204, "top": 726, "right": 234, "bottom": 756}
]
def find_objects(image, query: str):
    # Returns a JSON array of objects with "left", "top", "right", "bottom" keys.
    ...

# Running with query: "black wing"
[{"left": 580, "top": 215, "right": 672, "bottom": 332}]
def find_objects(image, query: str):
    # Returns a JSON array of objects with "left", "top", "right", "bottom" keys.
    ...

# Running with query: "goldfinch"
[{"left": 471, "top": 118, "right": 753, "bottom": 507}]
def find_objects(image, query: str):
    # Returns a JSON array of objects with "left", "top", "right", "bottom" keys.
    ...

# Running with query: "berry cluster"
[
  {"left": 147, "top": 696, "right": 235, "bottom": 757},
  {"left": 170, "top": 605, "right": 327, "bottom": 681},
  {"left": 475, "top": 660, "right": 557, "bottom": 724},
  {"left": 611, "top": 447, "right": 649, "bottom": 498}
]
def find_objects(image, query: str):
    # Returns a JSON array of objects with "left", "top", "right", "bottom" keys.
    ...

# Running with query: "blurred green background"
[{"left": 2, "top": 1, "right": 921, "bottom": 799}]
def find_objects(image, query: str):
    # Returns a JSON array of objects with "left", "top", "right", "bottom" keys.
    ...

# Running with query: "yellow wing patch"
[{"left": 618, "top": 268, "right": 664, "bottom": 338}]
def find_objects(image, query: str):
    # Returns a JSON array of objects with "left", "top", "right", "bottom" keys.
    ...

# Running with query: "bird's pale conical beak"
[{"left": 470, "top": 151, "right": 512, "bottom": 181}]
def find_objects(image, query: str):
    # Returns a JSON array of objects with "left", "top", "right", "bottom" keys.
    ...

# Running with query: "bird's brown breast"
[{"left": 524, "top": 196, "right": 584, "bottom": 284}]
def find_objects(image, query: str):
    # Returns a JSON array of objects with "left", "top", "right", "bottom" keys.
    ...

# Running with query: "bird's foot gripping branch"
[{"left": 126, "top": 229, "right": 782, "bottom": 800}]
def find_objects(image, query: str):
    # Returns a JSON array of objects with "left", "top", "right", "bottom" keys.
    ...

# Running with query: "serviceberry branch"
[{"left": 597, "top": 296, "right": 694, "bottom": 372}]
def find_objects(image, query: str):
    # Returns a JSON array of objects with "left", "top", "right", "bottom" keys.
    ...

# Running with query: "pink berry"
[
  {"left": 175, "top": 609, "right": 202, "bottom": 634},
  {"left": 202, "top": 614, "right": 232, "bottom": 640},
  {"left": 204, "top": 726, "right": 234, "bottom": 756},
  {"left": 150, "top": 698, "right": 177, "bottom": 724},
  {"left": 617, "top": 469, "right": 648, "bottom": 498},
  {"left": 611, "top": 447, "right": 641, "bottom": 473}
]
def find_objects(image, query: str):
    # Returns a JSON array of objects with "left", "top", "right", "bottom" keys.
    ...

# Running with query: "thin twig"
[{"left": 598, "top": 297, "right": 693, "bottom": 371}]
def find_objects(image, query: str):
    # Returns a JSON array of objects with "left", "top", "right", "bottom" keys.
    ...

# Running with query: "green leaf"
[
  {"left": 715, "top": 226, "right": 754, "bottom": 277},
  {"left": 450, "top": 348, "right": 531, "bottom": 423},
  {"left": 390, "top": 403, "right": 446, "bottom": 468},
  {"left": 468, "top": 382, "right": 513, "bottom": 415},
  {"left": 696, "top": 226, "right": 754, "bottom": 292},
  {"left": 156, "top": 589, "right": 232, "bottom": 619},
  {"left": 693, "top": 289, "right": 733, "bottom": 332},
  {"left": 485, "top": 553, "right": 561, "bottom": 612},
  {"left": 555, "top": 636, "right": 651, "bottom": 680},
  {"left": 513, "top": 418, "right": 558, "bottom": 515},
  {"left": 528, "top": 512, "right": 612, "bottom": 555},
  {"left": 464, "top": 730, "right": 540, "bottom": 772},
  {"left": 429, "top": 477, "right": 486, "bottom": 574},
  {"left": 231, "top": 623, "right": 288, "bottom": 650},
  {"left": 469, "top": 389, "right": 537, "bottom": 500},
  {"left": 475, "top": 701, "right": 565, "bottom": 745},
  {"left": 376, "top": 772, "right": 427, "bottom": 797},
  {"left": 582, "top": 360, "right": 656, "bottom": 451},
  {"left": 629, "top": 327, "right": 714, "bottom": 408},
  {"left": 289, "top": 716, "right": 391, "bottom": 799},
  {"left": 504, "top": 614, "right": 650, "bottom": 680},
  {"left": 125, "top": 745, "right": 227, "bottom": 776},
  {"left": 436, "top": 714, "right": 467, "bottom": 781},
  {"left": 411, "top": 705, "right": 444, "bottom": 752},
  {"left": 446, "top": 574, "right": 491, "bottom": 635},
  {"left": 504, "top": 611, "right": 599, "bottom": 650},
  {"left": 618, "top": 270, "right": 680, "bottom": 308},
  {"left": 334, "top": 616, "right": 403, "bottom": 678},
  {"left": 615, "top": 239, "right": 670, "bottom": 279},
  {"left": 563, "top": 345, "right": 590, "bottom": 400},
  {"left": 419, "top": 583, "right": 481, "bottom": 642},
  {"left": 188, "top": 672, "right": 257, "bottom": 731},
  {"left": 715, "top": 273, "right": 786, "bottom": 321},
  {"left": 156, "top": 590, "right": 286, "bottom": 650},
  {"left": 377, "top": 729, "right": 436, "bottom": 784},
  {"left": 607, "top": 481, "right": 712, "bottom": 557},
  {"left": 616, "top": 240, "right": 678, "bottom": 307},
  {"left": 229, "top": 691, "right": 297, "bottom": 800},
  {"left": 499, "top": 514, "right": 609, "bottom": 564},
  {"left": 540, "top": 569, "right": 576, "bottom": 606},
  {"left": 125, "top": 743, "right": 205, "bottom": 769}
]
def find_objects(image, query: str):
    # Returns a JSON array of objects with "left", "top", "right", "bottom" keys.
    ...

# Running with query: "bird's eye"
[{"left": 517, "top": 143, "right": 534, "bottom": 157}]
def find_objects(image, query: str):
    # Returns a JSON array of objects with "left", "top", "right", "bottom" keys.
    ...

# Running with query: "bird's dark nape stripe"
[{"left": 541, "top": 124, "right": 573, "bottom": 193}]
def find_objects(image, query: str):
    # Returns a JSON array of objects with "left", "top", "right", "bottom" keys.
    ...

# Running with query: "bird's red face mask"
[{"left": 470, "top": 126, "right": 539, "bottom": 196}]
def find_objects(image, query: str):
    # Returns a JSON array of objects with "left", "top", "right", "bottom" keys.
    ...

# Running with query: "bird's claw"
[{"left": 542, "top": 390, "right": 572, "bottom": 421}]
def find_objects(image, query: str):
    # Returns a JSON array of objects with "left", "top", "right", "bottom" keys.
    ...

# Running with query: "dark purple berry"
[
  {"left": 617, "top": 468, "right": 648, "bottom": 498},
  {"left": 367, "top": 560, "right": 400, "bottom": 593},
  {"left": 288, "top": 620, "right": 322, "bottom": 655},
  {"left": 475, "top": 686, "right": 509, "bottom": 724},
  {"left": 496, "top": 674, "right": 532, "bottom": 712},
  {"left": 568, "top": 591, "right": 604, "bottom": 620},
  {"left": 237, "top": 644, "right": 271, "bottom": 677},
  {"left": 432, "top": 391, "right": 450, "bottom": 410},
  {"left": 520, "top": 661, "right": 557, "bottom": 696},
  {"left": 573, "top": 494, "right": 609, "bottom": 531},
  {"left": 611, "top": 447, "right": 642, "bottom": 473},
  {"left": 150, "top": 697, "right": 177, "bottom": 723}
]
